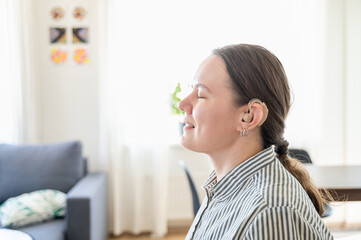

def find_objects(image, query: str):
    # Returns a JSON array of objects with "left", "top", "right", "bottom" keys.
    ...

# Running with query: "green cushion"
[{"left": 0, "top": 189, "right": 66, "bottom": 228}]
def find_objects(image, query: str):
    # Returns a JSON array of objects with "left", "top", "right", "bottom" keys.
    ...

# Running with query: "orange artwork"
[
  {"left": 50, "top": 7, "right": 64, "bottom": 21},
  {"left": 73, "top": 7, "right": 87, "bottom": 20},
  {"left": 51, "top": 48, "right": 67, "bottom": 64},
  {"left": 74, "top": 48, "right": 89, "bottom": 64}
]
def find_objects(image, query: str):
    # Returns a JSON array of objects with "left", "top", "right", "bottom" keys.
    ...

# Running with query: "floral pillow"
[{"left": 0, "top": 189, "right": 66, "bottom": 228}]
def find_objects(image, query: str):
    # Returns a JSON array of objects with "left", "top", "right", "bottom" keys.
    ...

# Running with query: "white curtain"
[
  {"left": 0, "top": 0, "right": 39, "bottom": 143},
  {"left": 97, "top": 0, "right": 174, "bottom": 236}
]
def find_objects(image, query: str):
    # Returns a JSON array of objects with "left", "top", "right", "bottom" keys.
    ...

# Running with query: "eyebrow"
[{"left": 193, "top": 83, "right": 210, "bottom": 91}]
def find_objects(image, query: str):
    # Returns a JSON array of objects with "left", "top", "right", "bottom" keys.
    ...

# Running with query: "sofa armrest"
[{"left": 66, "top": 172, "right": 108, "bottom": 240}]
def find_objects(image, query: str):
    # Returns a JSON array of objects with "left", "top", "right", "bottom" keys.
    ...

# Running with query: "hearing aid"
[{"left": 242, "top": 98, "right": 269, "bottom": 126}]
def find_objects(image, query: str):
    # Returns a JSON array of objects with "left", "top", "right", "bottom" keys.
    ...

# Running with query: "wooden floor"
[
  {"left": 109, "top": 233, "right": 186, "bottom": 240},
  {"left": 109, "top": 229, "right": 361, "bottom": 240},
  {"left": 108, "top": 226, "right": 361, "bottom": 239}
]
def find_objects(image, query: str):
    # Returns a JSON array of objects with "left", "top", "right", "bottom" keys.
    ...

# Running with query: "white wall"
[
  {"left": 321, "top": 0, "right": 361, "bottom": 165},
  {"left": 320, "top": 0, "right": 346, "bottom": 165},
  {"left": 345, "top": 0, "right": 361, "bottom": 165},
  {"left": 33, "top": 0, "right": 100, "bottom": 170}
]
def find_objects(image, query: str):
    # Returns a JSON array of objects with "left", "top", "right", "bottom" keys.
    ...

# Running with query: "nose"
[{"left": 178, "top": 95, "right": 192, "bottom": 114}]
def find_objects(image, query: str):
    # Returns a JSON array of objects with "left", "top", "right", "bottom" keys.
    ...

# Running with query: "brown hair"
[{"left": 213, "top": 44, "right": 331, "bottom": 216}]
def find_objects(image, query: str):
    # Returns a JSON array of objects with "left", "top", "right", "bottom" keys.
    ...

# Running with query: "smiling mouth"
[{"left": 185, "top": 123, "right": 195, "bottom": 128}]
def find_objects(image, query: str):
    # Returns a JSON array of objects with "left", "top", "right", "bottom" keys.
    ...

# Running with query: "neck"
[{"left": 208, "top": 137, "right": 264, "bottom": 181}]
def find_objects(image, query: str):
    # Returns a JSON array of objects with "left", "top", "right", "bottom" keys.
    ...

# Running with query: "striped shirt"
[{"left": 185, "top": 147, "right": 334, "bottom": 240}]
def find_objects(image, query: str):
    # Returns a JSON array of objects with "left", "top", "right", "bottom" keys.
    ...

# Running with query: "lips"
[{"left": 182, "top": 118, "right": 195, "bottom": 128}]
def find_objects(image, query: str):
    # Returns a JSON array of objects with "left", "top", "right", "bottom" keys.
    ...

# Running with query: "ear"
[
  {"left": 236, "top": 100, "right": 268, "bottom": 132},
  {"left": 236, "top": 104, "right": 249, "bottom": 132}
]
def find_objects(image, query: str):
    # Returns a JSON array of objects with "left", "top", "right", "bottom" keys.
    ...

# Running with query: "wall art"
[
  {"left": 73, "top": 7, "right": 87, "bottom": 21},
  {"left": 50, "top": 7, "right": 64, "bottom": 21},
  {"left": 50, "top": 28, "right": 66, "bottom": 44},
  {"left": 72, "top": 28, "right": 88, "bottom": 43},
  {"left": 51, "top": 48, "right": 67, "bottom": 64},
  {"left": 74, "top": 48, "right": 89, "bottom": 64}
]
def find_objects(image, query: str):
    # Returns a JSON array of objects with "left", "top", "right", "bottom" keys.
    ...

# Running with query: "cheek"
[
  {"left": 194, "top": 104, "right": 238, "bottom": 136},
  {"left": 193, "top": 104, "right": 213, "bottom": 127}
]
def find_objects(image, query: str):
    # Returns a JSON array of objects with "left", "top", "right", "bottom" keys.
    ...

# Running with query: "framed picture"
[
  {"left": 72, "top": 28, "right": 89, "bottom": 43},
  {"left": 50, "top": 28, "right": 67, "bottom": 44}
]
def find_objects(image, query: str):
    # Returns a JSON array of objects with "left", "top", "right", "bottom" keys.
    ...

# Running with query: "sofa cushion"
[
  {"left": 0, "top": 141, "right": 84, "bottom": 204},
  {"left": 0, "top": 189, "right": 66, "bottom": 228},
  {"left": 21, "top": 219, "right": 65, "bottom": 240}
]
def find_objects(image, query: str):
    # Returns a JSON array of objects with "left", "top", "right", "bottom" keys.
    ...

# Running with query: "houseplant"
[{"left": 170, "top": 82, "right": 185, "bottom": 135}]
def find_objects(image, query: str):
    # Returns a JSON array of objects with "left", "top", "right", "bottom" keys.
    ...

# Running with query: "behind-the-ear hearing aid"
[{"left": 242, "top": 98, "right": 269, "bottom": 126}]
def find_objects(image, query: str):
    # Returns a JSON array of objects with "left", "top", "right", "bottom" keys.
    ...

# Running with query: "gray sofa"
[{"left": 0, "top": 141, "right": 108, "bottom": 240}]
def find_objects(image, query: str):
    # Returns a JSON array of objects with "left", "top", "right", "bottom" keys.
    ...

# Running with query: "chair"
[
  {"left": 0, "top": 141, "right": 108, "bottom": 240},
  {"left": 288, "top": 149, "right": 312, "bottom": 164},
  {"left": 289, "top": 148, "right": 333, "bottom": 218},
  {"left": 179, "top": 161, "right": 200, "bottom": 217}
]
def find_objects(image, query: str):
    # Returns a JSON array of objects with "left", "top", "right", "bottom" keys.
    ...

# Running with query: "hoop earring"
[{"left": 240, "top": 128, "right": 248, "bottom": 137}]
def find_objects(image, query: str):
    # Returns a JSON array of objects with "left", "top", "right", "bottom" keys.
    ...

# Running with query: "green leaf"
[{"left": 170, "top": 82, "right": 185, "bottom": 116}]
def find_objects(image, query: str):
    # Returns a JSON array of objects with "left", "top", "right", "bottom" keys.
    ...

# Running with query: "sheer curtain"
[
  {"left": 0, "top": 0, "right": 39, "bottom": 143},
  {"left": 97, "top": 0, "right": 174, "bottom": 236}
]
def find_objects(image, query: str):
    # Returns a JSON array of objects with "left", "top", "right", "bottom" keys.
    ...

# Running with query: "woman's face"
[{"left": 179, "top": 55, "right": 243, "bottom": 154}]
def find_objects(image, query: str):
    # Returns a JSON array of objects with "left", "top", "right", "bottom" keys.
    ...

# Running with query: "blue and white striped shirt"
[{"left": 186, "top": 147, "right": 334, "bottom": 240}]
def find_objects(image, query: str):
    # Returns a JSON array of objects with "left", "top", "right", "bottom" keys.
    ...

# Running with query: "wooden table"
[{"left": 304, "top": 164, "right": 361, "bottom": 201}]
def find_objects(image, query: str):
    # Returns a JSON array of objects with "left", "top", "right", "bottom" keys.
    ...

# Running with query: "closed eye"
[{"left": 197, "top": 88, "right": 206, "bottom": 99}]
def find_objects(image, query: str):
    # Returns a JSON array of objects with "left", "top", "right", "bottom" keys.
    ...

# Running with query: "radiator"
[{"left": 167, "top": 173, "right": 208, "bottom": 222}]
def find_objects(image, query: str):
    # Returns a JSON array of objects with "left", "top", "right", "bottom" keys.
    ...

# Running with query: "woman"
[{"left": 179, "top": 44, "right": 333, "bottom": 239}]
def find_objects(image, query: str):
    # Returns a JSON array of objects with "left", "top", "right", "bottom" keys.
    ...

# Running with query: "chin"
[
  {"left": 180, "top": 137, "right": 195, "bottom": 151},
  {"left": 180, "top": 137, "right": 205, "bottom": 153}
]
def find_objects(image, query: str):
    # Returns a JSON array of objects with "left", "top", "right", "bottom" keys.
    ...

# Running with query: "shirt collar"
[{"left": 202, "top": 146, "right": 276, "bottom": 201}]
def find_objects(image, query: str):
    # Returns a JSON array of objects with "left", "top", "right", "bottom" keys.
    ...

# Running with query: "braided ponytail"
[{"left": 275, "top": 140, "right": 331, "bottom": 216}]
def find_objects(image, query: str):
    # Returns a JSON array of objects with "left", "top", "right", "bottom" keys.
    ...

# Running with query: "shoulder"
[
  {"left": 240, "top": 206, "right": 333, "bottom": 240},
  {"left": 253, "top": 159, "right": 313, "bottom": 208}
]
